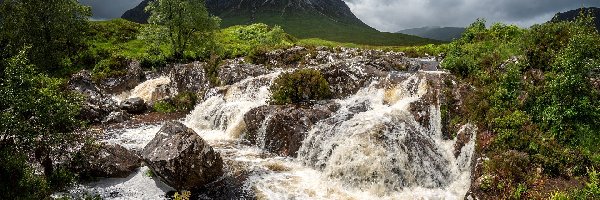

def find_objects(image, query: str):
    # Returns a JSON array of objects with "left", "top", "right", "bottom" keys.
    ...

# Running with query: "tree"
[
  {"left": 0, "top": 48, "right": 82, "bottom": 191},
  {"left": 0, "top": 0, "right": 90, "bottom": 73},
  {"left": 145, "top": 0, "right": 220, "bottom": 58}
]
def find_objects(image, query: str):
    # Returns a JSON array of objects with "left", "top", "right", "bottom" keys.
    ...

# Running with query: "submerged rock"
[
  {"left": 244, "top": 102, "right": 338, "bottom": 157},
  {"left": 119, "top": 97, "right": 147, "bottom": 114},
  {"left": 71, "top": 143, "right": 141, "bottom": 178},
  {"left": 142, "top": 121, "right": 224, "bottom": 191}
]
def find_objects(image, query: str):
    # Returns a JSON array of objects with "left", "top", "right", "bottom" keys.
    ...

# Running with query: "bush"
[
  {"left": 152, "top": 92, "right": 198, "bottom": 113},
  {"left": 91, "top": 54, "right": 129, "bottom": 81},
  {"left": 269, "top": 69, "right": 331, "bottom": 105}
]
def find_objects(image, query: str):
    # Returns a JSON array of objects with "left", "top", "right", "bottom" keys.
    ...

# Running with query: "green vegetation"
[
  {"left": 153, "top": 92, "right": 198, "bottom": 113},
  {"left": 219, "top": 12, "right": 439, "bottom": 46},
  {"left": 442, "top": 14, "right": 600, "bottom": 198},
  {"left": 0, "top": 49, "right": 83, "bottom": 198},
  {"left": 216, "top": 23, "right": 294, "bottom": 58},
  {"left": 0, "top": 0, "right": 91, "bottom": 75},
  {"left": 145, "top": 0, "right": 220, "bottom": 59},
  {"left": 269, "top": 69, "right": 332, "bottom": 105}
]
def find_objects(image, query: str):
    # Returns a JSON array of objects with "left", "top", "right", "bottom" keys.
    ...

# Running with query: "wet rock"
[
  {"left": 259, "top": 46, "right": 309, "bottom": 67},
  {"left": 169, "top": 62, "right": 209, "bottom": 95},
  {"left": 68, "top": 70, "right": 120, "bottom": 123},
  {"left": 120, "top": 97, "right": 147, "bottom": 114},
  {"left": 97, "top": 60, "right": 146, "bottom": 94},
  {"left": 218, "top": 58, "right": 269, "bottom": 85},
  {"left": 68, "top": 70, "right": 102, "bottom": 97},
  {"left": 454, "top": 124, "right": 476, "bottom": 157},
  {"left": 102, "top": 111, "right": 131, "bottom": 124},
  {"left": 71, "top": 143, "right": 141, "bottom": 178},
  {"left": 142, "top": 121, "right": 224, "bottom": 191},
  {"left": 244, "top": 102, "right": 337, "bottom": 157},
  {"left": 320, "top": 62, "right": 388, "bottom": 98}
]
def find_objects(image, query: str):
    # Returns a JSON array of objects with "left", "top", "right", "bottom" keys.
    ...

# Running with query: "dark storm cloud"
[
  {"left": 343, "top": 0, "right": 600, "bottom": 32},
  {"left": 80, "top": 0, "right": 143, "bottom": 20}
]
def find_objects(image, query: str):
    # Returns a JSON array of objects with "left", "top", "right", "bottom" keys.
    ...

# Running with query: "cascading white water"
[
  {"left": 248, "top": 72, "right": 476, "bottom": 199},
  {"left": 85, "top": 68, "right": 475, "bottom": 200},
  {"left": 113, "top": 76, "right": 171, "bottom": 103},
  {"left": 184, "top": 72, "right": 280, "bottom": 140}
]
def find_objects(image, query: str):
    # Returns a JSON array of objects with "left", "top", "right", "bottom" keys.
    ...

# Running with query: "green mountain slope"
[
  {"left": 551, "top": 7, "right": 600, "bottom": 31},
  {"left": 121, "top": 0, "right": 439, "bottom": 46},
  {"left": 397, "top": 26, "right": 465, "bottom": 42}
]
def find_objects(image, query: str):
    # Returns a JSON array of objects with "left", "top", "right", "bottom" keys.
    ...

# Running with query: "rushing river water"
[{"left": 73, "top": 68, "right": 476, "bottom": 200}]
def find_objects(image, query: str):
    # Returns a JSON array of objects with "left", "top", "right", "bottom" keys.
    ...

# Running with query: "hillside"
[
  {"left": 121, "top": 0, "right": 439, "bottom": 46},
  {"left": 551, "top": 7, "right": 600, "bottom": 31},
  {"left": 397, "top": 26, "right": 465, "bottom": 42}
]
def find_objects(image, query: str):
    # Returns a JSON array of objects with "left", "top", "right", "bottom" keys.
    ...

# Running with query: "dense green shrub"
[
  {"left": 91, "top": 54, "right": 129, "bottom": 81},
  {"left": 443, "top": 13, "right": 600, "bottom": 198},
  {"left": 153, "top": 92, "right": 198, "bottom": 113},
  {"left": 269, "top": 69, "right": 331, "bottom": 105},
  {"left": 217, "top": 23, "right": 295, "bottom": 58},
  {"left": 0, "top": 49, "right": 84, "bottom": 198}
]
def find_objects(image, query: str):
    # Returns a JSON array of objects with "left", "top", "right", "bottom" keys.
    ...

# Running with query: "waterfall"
[
  {"left": 184, "top": 72, "right": 280, "bottom": 140},
  {"left": 112, "top": 76, "right": 171, "bottom": 104}
]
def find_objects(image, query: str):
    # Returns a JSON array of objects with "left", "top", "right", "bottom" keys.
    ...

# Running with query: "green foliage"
[
  {"left": 444, "top": 14, "right": 600, "bottom": 198},
  {"left": 91, "top": 54, "right": 129, "bottom": 81},
  {"left": 0, "top": 0, "right": 91, "bottom": 74},
  {"left": 153, "top": 92, "right": 198, "bottom": 113},
  {"left": 173, "top": 190, "right": 191, "bottom": 200},
  {"left": 269, "top": 69, "right": 332, "bottom": 105},
  {"left": 217, "top": 23, "right": 295, "bottom": 58},
  {"left": 153, "top": 100, "right": 177, "bottom": 113},
  {"left": 0, "top": 146, "right": 50, "bottom": 199},
  {"left": 219, "top": 11, "right": 439, "bottom": 46},
  {"left": 0, "top": 49, "right": 83, "bottom": 197},
  {"left": 144, "top": 169, "right": 155, "bottom": 177},
  {"left": 145, "top": 0, "right": 220, "bottom": 59}
]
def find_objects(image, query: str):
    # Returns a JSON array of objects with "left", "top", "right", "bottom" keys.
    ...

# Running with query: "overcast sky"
[
  {"left": 344, "top": 0, "right": 600, "bottom": 32},
  {"left": 80, "top": 0, "right": 600, "bottom": 31}
]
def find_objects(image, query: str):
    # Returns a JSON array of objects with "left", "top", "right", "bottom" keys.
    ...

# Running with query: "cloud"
[
  {"left": 80, "top": 0, "right": 144, "bottom": 19},
  {"left": 343, "top": 0, "right": 600, "bottom": 32}
]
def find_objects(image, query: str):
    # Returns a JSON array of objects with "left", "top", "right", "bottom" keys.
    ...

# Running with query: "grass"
[{"left": 219, "top": 11, "right": 441, "bottom": 46}]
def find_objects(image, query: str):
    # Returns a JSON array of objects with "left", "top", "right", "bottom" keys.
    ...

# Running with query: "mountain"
[
  {"left": 397, "top": 26, "right": 465, "bottom": 42},
  {"left": 121, "top": 0, "right": 151, "bottom": 24},
  {"left": 551, "top": 7, "right": 600, "bottom": 31},
  {"left": 121, "top": 0, "right": 438, "bottom": 46}
]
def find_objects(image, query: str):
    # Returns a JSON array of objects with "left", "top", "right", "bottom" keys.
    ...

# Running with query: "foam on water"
[{"left": 80, "top": 69, "right": 475, "bottom": 200}]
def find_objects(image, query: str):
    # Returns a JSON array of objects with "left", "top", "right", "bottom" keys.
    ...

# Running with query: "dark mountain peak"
[
  {"left": 120, "top": 0, "right": 435, "bottom": 45},
  {"left": 121, "top": 0, "right": 151, "bottom": 24},
  {"left": 551, "top": 7, "right": 600, "bottom": 31}
]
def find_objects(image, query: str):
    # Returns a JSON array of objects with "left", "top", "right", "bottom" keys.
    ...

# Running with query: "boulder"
[
  {"left": 169, "top": 62, "right": 210, "bottom": 95},
  {"left": 71, "top": 143, "right": 141, "bottom": 178},
  {"left": 101, "top": 111, "right": 131, "bottom": 124},
  {"left": 97, "top": 60, "right": 146, "bottom": 94},
  {"left": 142, "top": 121, "right": 223, "bottom": 191},
  {"left": 218, "top": 58, "right": 269, "bottom": 85},
  {"left": 244, "top": 102, "right": 338, "bottom": 157},
  {"left": 68, "top": 70, "right": 120, "bottom": 123},
  {"left": 119, "top": 97, "right": 147, "bottom": 114}
]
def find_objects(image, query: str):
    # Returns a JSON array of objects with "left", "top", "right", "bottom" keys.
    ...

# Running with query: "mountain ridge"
[
  {"left": 551, "top": 7, "right": 600, "bottom": 31},
  {"left": 120, "top": 0, "right": 438, "bottom": 46}
]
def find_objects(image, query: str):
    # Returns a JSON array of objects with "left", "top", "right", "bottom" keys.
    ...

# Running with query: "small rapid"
[{"left": 78, "top": 59, "right": 475, "bottom": 199}]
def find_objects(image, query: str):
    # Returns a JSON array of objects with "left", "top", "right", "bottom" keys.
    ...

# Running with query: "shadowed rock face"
[
  {"left": 142, "top": 121, "right": 223, "bottom": 191},
  {"left": 244, "top": 102, "right": 338, "bottom": 157},
  {"left": 70, "top": 144, "right": 141, "bottom": 178}
]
